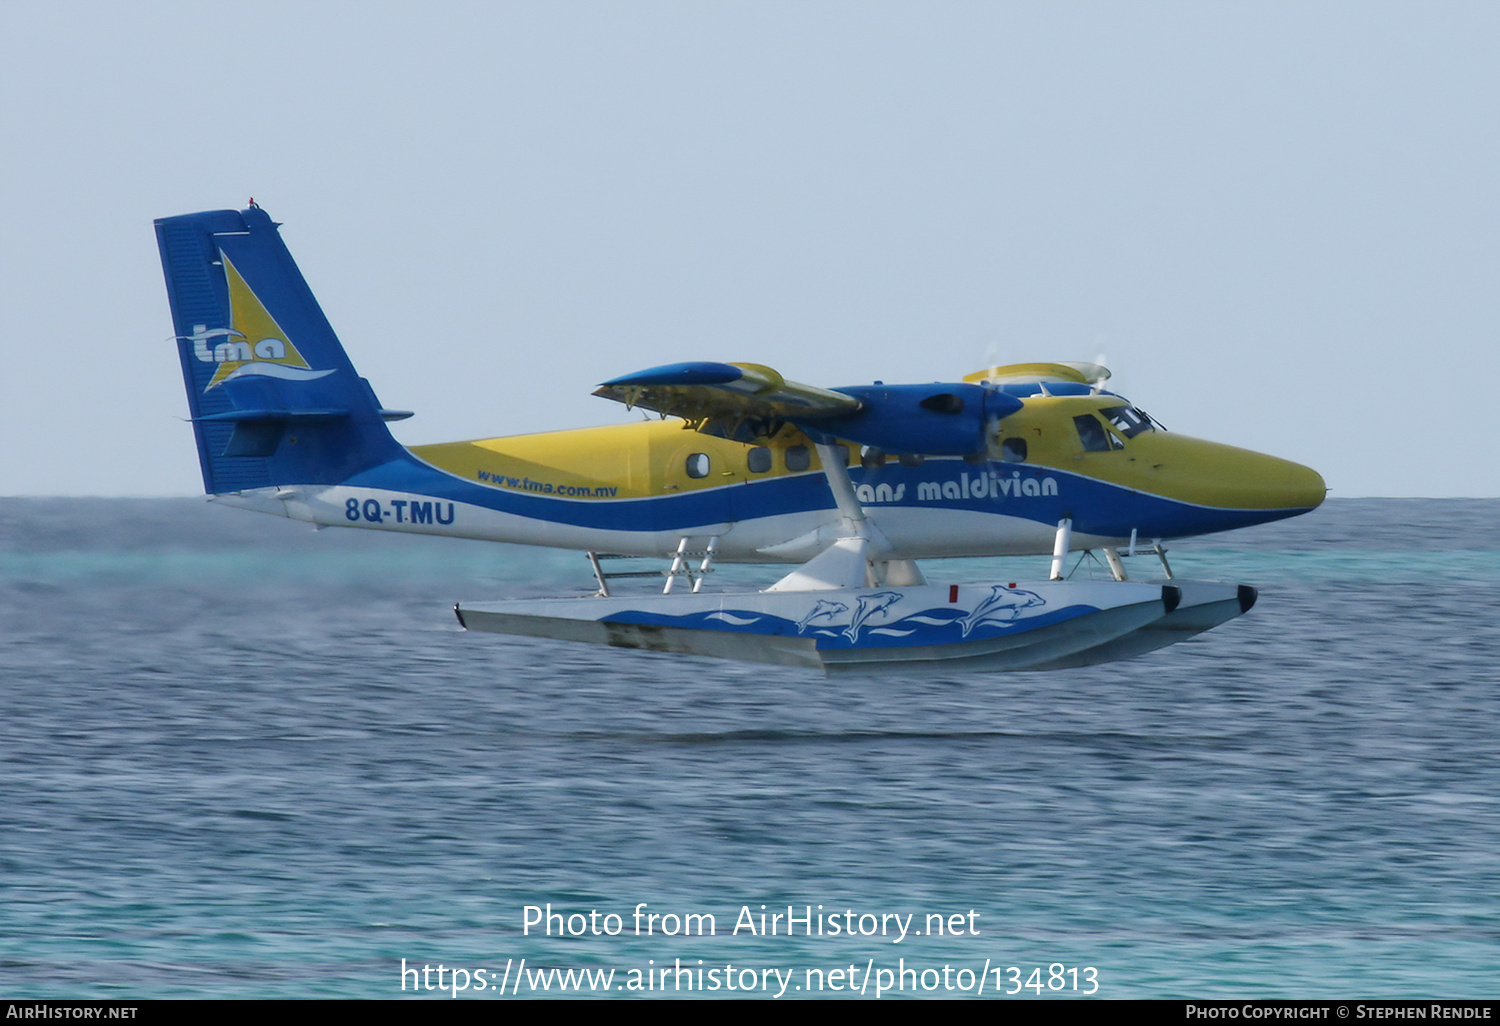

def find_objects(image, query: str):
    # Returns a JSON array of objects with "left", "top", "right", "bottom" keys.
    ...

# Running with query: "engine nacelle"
[{"left": 797, "top": 383, "right": 1023, "bottom": 456}]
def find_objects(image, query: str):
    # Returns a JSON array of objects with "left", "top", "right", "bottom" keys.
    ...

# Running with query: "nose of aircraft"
[
  {"left": 1169, "top": 437, "right": 1327, "bottom": 515},
  {"left": 1265, "top": 457, "right": 1327, "bottom": 512}
]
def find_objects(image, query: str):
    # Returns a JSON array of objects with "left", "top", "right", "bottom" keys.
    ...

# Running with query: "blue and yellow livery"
[{"left": 156, "top": 204, "right": 1325, "bottom": 673}]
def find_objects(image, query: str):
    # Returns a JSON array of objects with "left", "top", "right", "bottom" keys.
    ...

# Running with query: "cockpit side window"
[
  {"left": 1102, "top": 406, "right": 1154, "bottom": 438},
  {"left": 1074, "top": 414, "right": 1123, "bottom": 452}
]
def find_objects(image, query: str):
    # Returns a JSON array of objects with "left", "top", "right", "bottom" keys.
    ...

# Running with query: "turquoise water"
[{"left": 1, "top": 498, "right": 1497, "bottom": 998}]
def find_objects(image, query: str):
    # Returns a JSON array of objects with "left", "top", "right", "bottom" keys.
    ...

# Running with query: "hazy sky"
[{"left": 2, "top": 1, "right": 1496, "bottom": 497}]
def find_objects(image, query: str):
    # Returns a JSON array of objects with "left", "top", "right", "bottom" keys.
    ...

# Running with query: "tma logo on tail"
[{"left": 179, "top": 253, "right": 331, "bottom": 390}]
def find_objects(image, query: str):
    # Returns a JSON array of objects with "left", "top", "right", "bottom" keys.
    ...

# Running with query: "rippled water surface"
[{"left": 2, "top": 498, "right": 1497, "bottom": 998}]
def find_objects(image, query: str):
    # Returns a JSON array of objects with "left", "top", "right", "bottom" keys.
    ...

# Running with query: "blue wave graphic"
[{"left": 603, "top": 603, "right": 1104, "bottom": 650}]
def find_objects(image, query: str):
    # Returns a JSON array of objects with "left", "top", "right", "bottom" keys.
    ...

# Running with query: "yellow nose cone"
[
  {"left": 1141, "top": 436, "right": 1326, "bottom": 511},
  {"left": 1267, "top": 457, "right": 1327, "bottom": 512}
]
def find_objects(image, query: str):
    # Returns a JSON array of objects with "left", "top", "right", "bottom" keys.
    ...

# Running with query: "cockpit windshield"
[
  {"left": 1101, "top": 405, "right": 1156, "bottom": 438},
  {"left": 1073, "top": 414, "right": 1122, "bottom": 452}
]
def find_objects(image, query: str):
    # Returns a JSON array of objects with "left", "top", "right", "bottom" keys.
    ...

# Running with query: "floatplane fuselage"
[{"left": 157, "top": 204, "right": 1325, "bottom": 674}]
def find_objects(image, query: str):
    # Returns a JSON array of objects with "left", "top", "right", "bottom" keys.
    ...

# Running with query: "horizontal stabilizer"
[{"left": 194, "top": 408, "right": 350, "bottom": 423}]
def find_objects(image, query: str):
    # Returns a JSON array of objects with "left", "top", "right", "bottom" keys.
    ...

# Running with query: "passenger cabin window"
[
  {"left": 747, "top": 447, "right": 772, "bottom": 473},
  {"left": 1001, "top": 437, "right": 1028, "bottom": 463},
  {"left": 685, "top": 453, "right": 711, "bottom": 478},
  {"left": 785, "top": 445, "right": 811, "bottom": 472},
  {"left": 1073, "top": 414, "right": 1123, "bottom": 452},
  {"left": 1102, "top": 406, "right": 1153, "bottom": 438}
]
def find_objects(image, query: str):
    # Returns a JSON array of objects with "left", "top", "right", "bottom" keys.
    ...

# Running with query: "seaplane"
[{"left": 156, "top": 203, "right": 1326, "bottom": 675}]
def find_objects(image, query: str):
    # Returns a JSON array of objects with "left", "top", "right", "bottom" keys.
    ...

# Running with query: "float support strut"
[
  {"left": 1153, "top": 540, "right": 1174, "bottom": 580},
  {"left": 691, "top": 536, "right": 719, "bottom": 594},
  {"left": 1103, "top": 546, "right": 1128, "bottom": 581},
  {"left": 664, "top": 537, "right": 690, "bottom": 594},
  {"left": 1049, "top": 517, "right": 1073, "bottom": 581}
]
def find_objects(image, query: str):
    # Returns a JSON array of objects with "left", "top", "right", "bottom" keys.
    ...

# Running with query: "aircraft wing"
[
  {"left": 593, "top": 362, "right": 862, "bottom": 441},
  {"left": 595, "top": 361, "right": 1025, "bottom": 456}
]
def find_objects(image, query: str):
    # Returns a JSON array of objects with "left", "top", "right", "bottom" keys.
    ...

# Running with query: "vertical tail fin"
[{"left": 155, "top": 204, "right": 409, "bottom": 494}]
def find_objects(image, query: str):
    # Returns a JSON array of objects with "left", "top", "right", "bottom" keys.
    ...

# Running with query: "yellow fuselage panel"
[
  {"left": 1002, "top": 397, "right": 1325, "bottom": 510},
  {"left": 411, "top": 420, "right": 826, "bottom": 499}
]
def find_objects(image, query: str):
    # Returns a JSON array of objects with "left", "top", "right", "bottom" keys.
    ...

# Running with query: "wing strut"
[
  {"left": 766, "top": 443, "right": 926, "bottom": 592},
  {"left": 814, "top": 442, "right": 873, "bottom": 540}
]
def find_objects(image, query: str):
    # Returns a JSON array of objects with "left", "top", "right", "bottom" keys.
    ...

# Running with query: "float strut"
[
  {"left": 1103, "top": 546, "right": 1128, "bottom": 581},
  {"left": 664, "top": 537, "right": 690, "bottom": 594},
  {"left": 691, "top": 536, "right": 719, "bottom": 594},
  {"left": 587, "top": 551, "right": 610, "bottom": 597},
  {"left": 1049, "top": 517, "right": 1073, "bottom": 581},
  {"left": 1153, "top": 540, "right": 1174, "bottom": 580}
]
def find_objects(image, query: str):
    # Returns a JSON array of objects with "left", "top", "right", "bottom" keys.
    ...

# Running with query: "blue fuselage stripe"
[{"left": 350, "top": 454, "right": 1310, "bottom": 539}]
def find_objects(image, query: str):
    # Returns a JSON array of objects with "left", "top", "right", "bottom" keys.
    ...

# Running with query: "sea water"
[{"left": 1, "top": 497, "right": 1497, "bottom": 998}]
